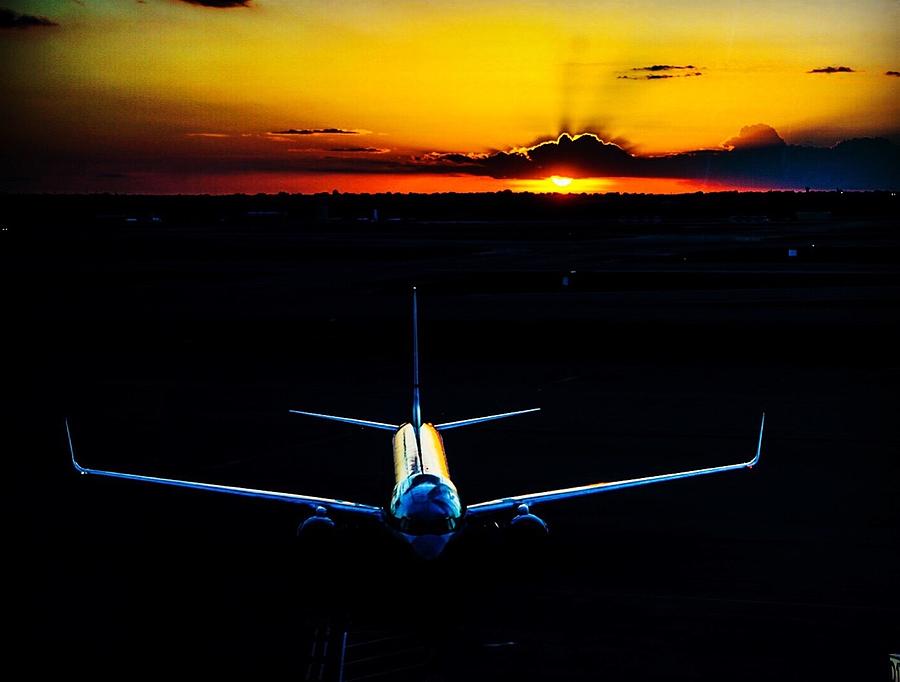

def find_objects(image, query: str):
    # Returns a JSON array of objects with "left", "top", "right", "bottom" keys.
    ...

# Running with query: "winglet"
[
  {"left": 748, "top": 412, "right": 765, "bottom": 468},
  {"left": 65, "top": 418, "right": 88, "bottom": 474}
]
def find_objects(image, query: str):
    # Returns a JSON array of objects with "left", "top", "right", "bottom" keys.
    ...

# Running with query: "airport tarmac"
[{"left": 12, "top": 194, "right": 899, "bottom": 680}]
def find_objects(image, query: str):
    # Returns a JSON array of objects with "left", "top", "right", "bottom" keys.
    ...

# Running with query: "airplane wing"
[
  {"left": 65, "top": 420, "right": 383, "bottom": 518},
  {"left": 466, "top": 413, "right": 765, "bottom": 518}
]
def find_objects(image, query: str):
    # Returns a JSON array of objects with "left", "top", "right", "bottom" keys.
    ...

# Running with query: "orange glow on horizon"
[
  {"left": 510, "top": 176, "right": 743, "bottom": 195},
  {"left": 57, "top": 171, "right": 760, "bottom": 195}
]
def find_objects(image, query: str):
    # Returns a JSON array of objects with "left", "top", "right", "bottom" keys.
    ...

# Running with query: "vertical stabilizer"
[{"left": 411, "top": 287, "right": 422, "bottom": 429}]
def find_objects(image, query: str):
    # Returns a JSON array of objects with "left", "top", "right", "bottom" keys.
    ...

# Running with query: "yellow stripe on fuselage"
[
  {"left": 392, "top": 423, "right": 420, "bottom": 483},
  {"left": 391, "top": 423, "right": 450, "bottom": 485},
  {"left": 418, "top": 423, "right": 451, "bottom": 479}
]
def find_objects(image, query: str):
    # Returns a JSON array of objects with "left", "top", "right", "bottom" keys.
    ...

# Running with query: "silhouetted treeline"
[{"left": 2, "top": 190, "right": 897, "bottom": 233}]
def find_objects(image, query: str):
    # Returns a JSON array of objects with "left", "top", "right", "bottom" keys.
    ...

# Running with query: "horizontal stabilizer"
[
  {"left": 434, "top": 407, "right": 541, "bottom": 431},
  {"left": 289, "top": 409, "right": 398, "bottom": 431}
]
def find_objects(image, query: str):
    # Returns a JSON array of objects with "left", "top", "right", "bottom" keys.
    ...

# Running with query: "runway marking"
[{"left": 342, "top": 629, "right": 430, "bottom": 682}]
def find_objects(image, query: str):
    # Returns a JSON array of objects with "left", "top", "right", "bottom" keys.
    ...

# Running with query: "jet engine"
[
  {"left": 508, "top": 504, "right": 549, "bottom": 536},
  {"left": 297, "top": 505, "right": 336, "bottom": 539}
]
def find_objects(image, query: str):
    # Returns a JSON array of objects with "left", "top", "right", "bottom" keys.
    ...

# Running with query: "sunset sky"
[{"left": 2, "top": 0, "right": 898, "bottom": 193}]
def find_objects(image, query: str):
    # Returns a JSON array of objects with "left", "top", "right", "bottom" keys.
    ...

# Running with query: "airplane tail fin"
[
  {"left": 287, "top": 288, "right": 420, "bottom": 433},
  {"left": 290, "top": 289, "right": 539, "bottom": 434},
  {"left": 411, "top": 288, "right": 540, "bottom": 431},
  {"left": 412, "top": 287, "right": 422, "bottom": 429}
]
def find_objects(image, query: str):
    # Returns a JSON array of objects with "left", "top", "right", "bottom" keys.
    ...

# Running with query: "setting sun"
[{"left": 550, "top": 176, "right": 573, "bottom": 188}]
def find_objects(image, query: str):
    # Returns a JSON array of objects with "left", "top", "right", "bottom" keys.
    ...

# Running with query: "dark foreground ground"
[{"left": 10, "top": 193, "right": 900, "bottom": 680}]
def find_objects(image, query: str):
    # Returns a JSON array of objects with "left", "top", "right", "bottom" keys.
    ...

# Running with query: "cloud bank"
[
  {"left": 409, "top": 126, "right": 898, "bottom": 189},
  {"left": 723, "top": 124, "right": 786, "bottom": 150}
]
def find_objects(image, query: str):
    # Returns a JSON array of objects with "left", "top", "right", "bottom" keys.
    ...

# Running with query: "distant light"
[
  {"left": 550, "top": 176, "right": 573, "bottom": 188},
  {"left": 788, "top": 249, "right": 798, "bottom": 257}
]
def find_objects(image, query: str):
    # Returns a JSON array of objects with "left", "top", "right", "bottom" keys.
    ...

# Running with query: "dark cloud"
[
  {"left": 618, "top": 66, "right": 703, "bottom": 80},
  {"left": 0, "top": 8, "right": 58, "bottom": 28},
  {"left": 42, "top": 128, "right": 896, "bottom": 191},
  {"left": 328, "top": 147, "right": 390, "bottom": 153},
  {"left": 808, "top": 66, "right": 855, "bottom": 74},
  {"left": 270, "top": 128, "right": 360, "bottom": 136},
  {"left": 723, "top": 124, "right": 786, "bottom": 150},
  {"left": 618, "top": 72, "right": 702, "bottom": 80},
  {"left": 416, "top": 134, "right": 634, "bottom": 179},
  {"left": 411, "top": 128, "right": 898, "bottom": 190},
  {"left": 632, "top": 64, "right": 696, "bottom": 71},
  {"left": 179, "top": 1, "right": 251, "bottom": 7},
  {"left": 886, "top": 71, "right": 900, "bottom": 77}
]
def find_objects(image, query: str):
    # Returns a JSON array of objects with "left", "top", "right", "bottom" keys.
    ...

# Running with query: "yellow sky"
[{"left": 1, "top": 0, "right": 898, "bottom": 190}]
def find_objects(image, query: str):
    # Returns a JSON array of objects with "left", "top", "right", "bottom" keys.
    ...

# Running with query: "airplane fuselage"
[{"left": 389, "top": 423, "right": 463, "bottom": 558}]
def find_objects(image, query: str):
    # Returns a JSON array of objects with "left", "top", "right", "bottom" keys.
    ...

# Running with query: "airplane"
[{"left": 66, "top": 288, "right": 765, "bottom": 560}]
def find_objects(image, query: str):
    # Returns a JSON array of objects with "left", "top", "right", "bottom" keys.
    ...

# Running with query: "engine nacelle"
[
  {"left": 509, "top": 504, "right": 549, "bottom": 536},
  {"left": 297, "top": 505, "right": 336, "bottom": 539}
]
